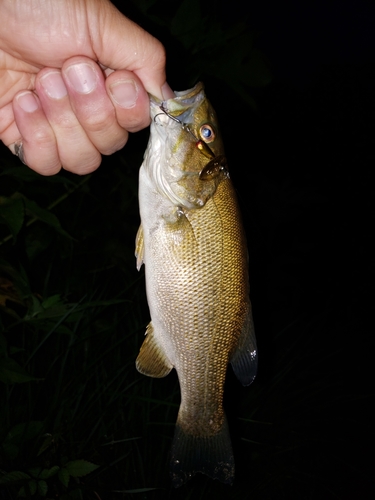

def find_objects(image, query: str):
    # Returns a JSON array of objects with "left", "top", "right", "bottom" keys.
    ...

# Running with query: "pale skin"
[{"left": 0, "top": 0, "right": 174, "bottom": 175}]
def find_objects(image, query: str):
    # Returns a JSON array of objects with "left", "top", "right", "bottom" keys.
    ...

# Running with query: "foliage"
[
  {"left": 0, "top": 461, "right": 98, "bottom": 498},
  {"left": 0, "top": 147, "right": 164, "bottom": 498}
]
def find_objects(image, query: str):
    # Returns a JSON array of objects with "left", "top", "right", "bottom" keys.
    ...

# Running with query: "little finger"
[{"left": 12, "top": 91, "right": 61, "bottom": 175}]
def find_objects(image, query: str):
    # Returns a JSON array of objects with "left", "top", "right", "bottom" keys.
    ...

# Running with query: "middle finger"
[{"left": 62, "top": 57, "right": 128, "bottom": 155}]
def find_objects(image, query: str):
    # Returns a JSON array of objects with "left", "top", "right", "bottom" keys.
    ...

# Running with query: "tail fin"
[{"left": 170, "top": 418, "right": 235, "bottom": 487}]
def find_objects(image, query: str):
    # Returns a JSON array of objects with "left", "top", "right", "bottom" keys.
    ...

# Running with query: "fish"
[{"left": 135, "top": 82, "right": 257, "bottom": 487}]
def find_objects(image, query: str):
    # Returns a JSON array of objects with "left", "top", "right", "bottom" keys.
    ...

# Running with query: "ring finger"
[{"left": 61, "top": 57, "right": 130, "bottom": 156}]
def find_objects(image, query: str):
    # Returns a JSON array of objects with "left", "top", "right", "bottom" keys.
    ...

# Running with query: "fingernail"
[
  {"left": 64, "top": 63, "right": 97, "bottom": 94},
  {"left": 16, "top": 91, "right": 39, "bottom": 113},
  {"left": 39, "top": 71, "right": 67, "bottom": 99},
  {"left": 109, "top": 80, "right": 139, "bottom": 108},
  {"left": 162, "top": 82, "right": 175, "bottom": 100}
]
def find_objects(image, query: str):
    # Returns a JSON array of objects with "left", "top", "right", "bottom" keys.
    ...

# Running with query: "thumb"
[{"left": 89, "top": 2, "right": 169, "bottom": 100}]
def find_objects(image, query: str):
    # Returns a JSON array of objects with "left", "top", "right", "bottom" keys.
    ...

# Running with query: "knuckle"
[
  {"left": 32, "top": 126, "right": 55, "bottom": 147},
  {"left": 64, "top": 154, "right": 102, "bottom": 175},
  {"left": 84, "top": 108, "right": 112, "bottom": 133},
  {"left": 101, "top": 135, "right": 127, "bottom": 155},
  {"left": 30, "top": 161, "right": 62, "bottom": 176},
  {"left": 53, "top": 114, "right": 79, "bottom": 131},
  {"left": 156, "top": 42, "right": 167, "bottom": 67},
  {"left": 120, "top": 110, "right": 150, "bottom": 133},
  {"left": 147, "top": 37, "right": 166, "bottom": 69}
]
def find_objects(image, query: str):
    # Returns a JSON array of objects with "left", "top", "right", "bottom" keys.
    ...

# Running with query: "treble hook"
[
  {"left": 158, "top": 104, "right": 199, "bottom": 142},
  {"left": 158, "top": 104, "right": 217, "bottom": 157}
]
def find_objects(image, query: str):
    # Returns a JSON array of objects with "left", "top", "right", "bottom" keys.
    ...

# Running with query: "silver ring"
[{"left": 14, "top": 140, "right": 27, "bottom": 165}]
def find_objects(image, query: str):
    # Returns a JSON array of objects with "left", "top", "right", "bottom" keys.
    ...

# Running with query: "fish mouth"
[
  {"left": 150, "top": 82, "right": 205, "bottom": 125},
  {"left": 150, "top": 81, "right": 204, "bottom": 104},
  {"left": 172, "top": 81, "right": 204, "bottom": 101}
]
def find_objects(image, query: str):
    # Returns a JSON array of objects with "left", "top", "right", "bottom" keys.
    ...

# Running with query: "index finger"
[{"left": 90, "top": 3, "right": 169, "bottom": 99}]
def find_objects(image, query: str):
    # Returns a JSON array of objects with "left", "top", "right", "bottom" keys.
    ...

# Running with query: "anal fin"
[
  {"left": 136, "top": 322, "right": 173, "bottom": 378},
  {"left": 230, "top": 307, "right": 258, "bottom": 386}
]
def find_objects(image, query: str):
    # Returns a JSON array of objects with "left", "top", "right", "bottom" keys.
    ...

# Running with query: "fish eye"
[{"left": 199, "top": 124, "right": 215, "bottom": 143}]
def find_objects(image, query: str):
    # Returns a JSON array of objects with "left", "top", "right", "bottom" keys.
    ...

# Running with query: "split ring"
[{"left": 13, "top": 140, "right": 27, "bottom": 165}]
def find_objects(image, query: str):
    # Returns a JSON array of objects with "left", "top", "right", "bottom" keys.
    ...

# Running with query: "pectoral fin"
[
  {"left": 230, "top": 308, "right": 258, "bottom": 386},
  {"left": 136, "top": 322, "right": 173, "bottom": 378},
  {"left": 135, "top": 224, "right": 144, "bottom": 271}
]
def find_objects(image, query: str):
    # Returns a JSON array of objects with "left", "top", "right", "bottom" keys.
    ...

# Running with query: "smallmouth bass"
[{"left": 135, "top": 82, "right": 257, "bottom": 486}]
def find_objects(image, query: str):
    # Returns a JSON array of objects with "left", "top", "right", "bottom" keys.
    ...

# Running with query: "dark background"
[{"left": 1, "top": 0, "right": 374, "bottom": 498}]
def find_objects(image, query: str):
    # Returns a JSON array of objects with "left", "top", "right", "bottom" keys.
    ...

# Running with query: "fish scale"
[{"left": 135, "top": 82, "right": 257, "bottom": 486}]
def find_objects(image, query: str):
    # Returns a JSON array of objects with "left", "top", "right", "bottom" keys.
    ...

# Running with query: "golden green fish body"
[{"left": 135, "top": 83, "right": 257, "bottom": 486}]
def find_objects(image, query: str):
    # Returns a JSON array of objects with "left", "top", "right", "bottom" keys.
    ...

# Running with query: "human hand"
[{"left": 0, "top": 0, "right": 174, "bottom": 175}]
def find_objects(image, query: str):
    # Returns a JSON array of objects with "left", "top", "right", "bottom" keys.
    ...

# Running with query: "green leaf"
[
  {"left": 39, "top": 466, "right": 59, "bottom": 480},
  {"left": 17, "top": 486, "right": 26, "bottom": 497},
  {"left": 0, "top": 471, "right": 30, "bottom": 485},
  {"left": 1, "top": 442, "right": 19, "bottom": 460},
  {"left": 58, "top": 468, "right": 70, "bottom": 488},
  {"left": 0, "top": 333, "right": 7, "bottom": 355},
  {"left": 28, "top": 467, "right": 42, "bottom": 478},
  {"left": 65, "top": 460, "right": 99, "bottom": 478},
  {"left": 28, "top": 479, "right": 38, "bottom": 496},
  {"left": 23, "top": 197, "right": 71, "bottom": 239},
  {"left": 0, "top": 260, "right": 31, "bottom": 299},
  {"left": 29, "top": 319, "right": 73, "bottom": 335},
  {"left": 60, "top": 491, "right": 83, "bottom": 500},
  {"left": 24, "top": 229, "right": 55, "bottom": 261},
  {"left": 171, "top": 0, "right": 204, "bottom": 51},
  {"left": 37, "top": 480, "right": 48, "bottom": 496},
  {"left": 41, "top": 294, "right": 63, "bottom": 309},
  {"left": 0, "top": 197, "right": 24, "bottom": 239},
  {"left": 239, "top": 48, "right": 273, "bottom": 87},
  {"left": 29, "top": 303, "right": 69, "bottom": 320},
  {"left": 4, "top": 421, "right": 43, "bottom": 444},
  {"left": 36, "top": 434, "right": 53, "bottom": 457},
  {"left": 0, "top": 165, "right": 41, "bottom": 182},
  {"left": 27, "top": 294, "right": 43, "bottom": 318},
  {"left": 0, "top": 165, "right": 77, "bottom": 187},
  {"left": 0, "top": 357, "right": 39, "bottom": 384},
  {"left": 114, "top": 488, "right": 159, "bottom": 493}
]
